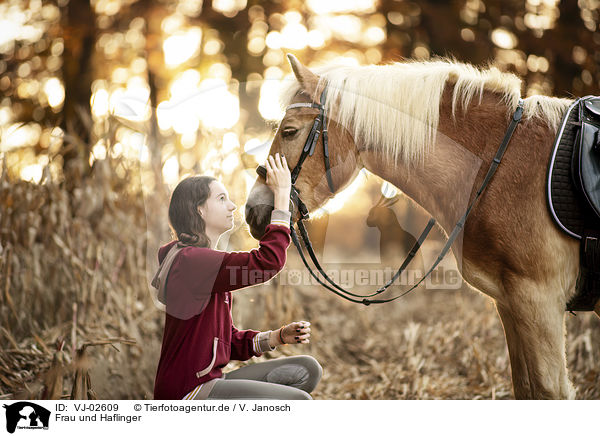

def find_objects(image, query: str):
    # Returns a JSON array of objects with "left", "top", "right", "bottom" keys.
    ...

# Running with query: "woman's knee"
[
  {"left": 282, "top": 385, "right": 312, "bottom": 400},
  {"left": 301, "top": 355, "right": 322, "bottom": 382},
  {"left": 294, "top": 389, "right": 313, "bottom": 400},
  {"left": 289, "top": 355, "right": 322, "bottom": 392}
]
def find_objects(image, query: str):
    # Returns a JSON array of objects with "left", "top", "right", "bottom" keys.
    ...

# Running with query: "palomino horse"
[{"left": 245, "top": 54, "right": 591, "bottom": 399}]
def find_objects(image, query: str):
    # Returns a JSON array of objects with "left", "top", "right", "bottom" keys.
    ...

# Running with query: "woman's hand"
[
  {"left": 269, "top": 321, "right": 311, "bottom": 347},
  {"left": 265, "top": 153, "right": 291, "bottom": 211}
]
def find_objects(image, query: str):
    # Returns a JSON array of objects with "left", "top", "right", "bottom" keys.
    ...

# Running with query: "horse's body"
[{"left": 245, "top": 55, "right": 588, "bottom": 399}]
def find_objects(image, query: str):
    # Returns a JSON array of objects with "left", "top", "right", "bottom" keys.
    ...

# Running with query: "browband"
[{"left": 286, "top": 102, "right": 322, "bottom": 111}]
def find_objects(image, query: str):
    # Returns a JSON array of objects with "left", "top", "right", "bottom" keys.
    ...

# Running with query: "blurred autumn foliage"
[
  {"left": 1, "top": 0, "right": 599, "bottom": 186},
  {"left": 0, "top": 0, "right": 599, "bottom": 399}
]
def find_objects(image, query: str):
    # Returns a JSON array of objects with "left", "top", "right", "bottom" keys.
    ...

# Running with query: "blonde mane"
[{"left": 280, "top": 59, "right": 573, "bottom": 164}]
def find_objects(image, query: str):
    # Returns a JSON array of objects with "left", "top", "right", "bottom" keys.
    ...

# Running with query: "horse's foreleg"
[
  {"left": 495, "top": 303, "right": 531, "bottom": 399},
  {"left": 500, "top": 282, "right": 575, "bottom": 399}
]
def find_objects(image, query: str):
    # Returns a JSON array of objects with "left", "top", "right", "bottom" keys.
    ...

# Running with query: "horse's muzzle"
[{"left": 245, "top": 203, "right": 273, "bottom": 240}]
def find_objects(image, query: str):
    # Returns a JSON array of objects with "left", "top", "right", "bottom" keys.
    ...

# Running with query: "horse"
[
  {"left": 245, "top": 54, "right": 589, "bottom": 399},
  {"left": 366, "top": 193, "right": 425, "bottom": 279}
]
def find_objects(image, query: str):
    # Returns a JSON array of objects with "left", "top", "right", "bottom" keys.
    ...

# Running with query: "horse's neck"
[{"left": 359, "top": 89, "right": 509, "bottom": 234}]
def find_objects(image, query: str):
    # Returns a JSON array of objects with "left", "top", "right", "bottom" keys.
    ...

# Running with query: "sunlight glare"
[
  {"left": 258, "top": 68, "right": 284, "bottom": 120},
  {"left": 43, "top": 77, "right": 65, "bottom": 108},
  {"left": 244, "top": 170, "right": 257, "bottom": 198},
  {"left": 161, "top": 14, "right": 185, "bottom": 35},
  {"left": 163, "top": 155, "right": 180, "bottom": 187},
  {"left": 197, "top": 79, "right": 240, "bottom": 129},
  {"left": 222, "top": 132, "right": 240, "bottom": 153},
  {"left": 172, "top": 109, "right": 199, "bottom": 135},
  {"left": 20, "top": 164, "right": 42, "bottom": 183},
  {"left": 163, "top": 29, "right": 202, "bottom": 68},
  {"left": 307, "top": 30, "right": 326, "bottom": 49},
  {"left": 156, "top": 101, "right": 174, "bottom": 131},
  {"left": 110, "top": 86, "right": 151, "bottom": 123},
  {"left": 244, "top": 138, "right": 270, "bottom": 163},
  {"left": 265, "top": 31, "right": 282, "bottom": 50},
  {"left": 327, "top": 15, "right": 363, "bottom": 43},
  {"left": 316, "top": 168, "right": 368, "bottom": 215},
  {"left": 92, "top": 140, "right": 107, "bottom": 160},
  {"left": 306, "top": 0, "right": 376, "bottom": 14},
  {"left": 1, "top": 123, "right": 41, "bottom": 151},
  {"left": 363, "top": 26, "right": 386, "bottom": 46},
  {"left": 221, "top": 153, "right": 240, "bottom": 174},
  {"left": 212, "top": 0, "right": 248, "bottom": 16},
  {"left": 170, "top": 69, "right": 201, "bottom": 98},
  {"left": 491, "top": 28, "right": 517, "bottom": 49},
  {"left": 280, "top": 22, "right": 308, "bottom": 49},
  {"left": 119, "top": 130, "right": 149, "bottom": 162},
  {"left": 0, "top": 107, "right": 12, "bottom": 126},
  {"left": 91, "top": 88, "right": 110, "bottom": 118}
]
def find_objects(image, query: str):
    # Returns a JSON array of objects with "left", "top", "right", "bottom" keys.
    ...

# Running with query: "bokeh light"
[
  {"left": 163, "top": 29, "right": 203, "bottom": 68},
  {"left": 1, "top": 0, "right": 598, "bottom": 198},
  {"left": 43, "top": 77, "right": 65, "bottom": 109}
]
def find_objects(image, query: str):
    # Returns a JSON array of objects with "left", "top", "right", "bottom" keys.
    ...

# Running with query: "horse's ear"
[{"left": 287, "top": 53, "right": 319, "bottom": 98}]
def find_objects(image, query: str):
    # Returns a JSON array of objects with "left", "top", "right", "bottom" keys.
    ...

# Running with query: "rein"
[{"left": 257, "top": 84, "right": 524, "bottom": 305}]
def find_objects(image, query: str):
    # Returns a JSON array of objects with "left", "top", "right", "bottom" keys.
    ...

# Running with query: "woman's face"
[{"left": 198, "top": 181, "right": 237, "bottom": 235}]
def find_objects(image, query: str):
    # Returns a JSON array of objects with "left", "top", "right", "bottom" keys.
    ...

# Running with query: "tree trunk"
[{"left": 60, "top": 0, "right": 96, "bottom": 188}]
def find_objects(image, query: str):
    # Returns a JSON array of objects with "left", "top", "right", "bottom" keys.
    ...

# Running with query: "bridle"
[
  {"left": 257, "top": 84, "right": 334, "bottom": 223},
  {"left": 256, "top": 83, "right": 525, "bottom": 305}
]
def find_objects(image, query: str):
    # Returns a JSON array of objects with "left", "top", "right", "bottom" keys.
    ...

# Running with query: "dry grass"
[
  {"left": 1, "top": 158, "right": 598, "bottom": 400},
  {"left": 0, "top": 158, "right": 158, "bottom": 399}
]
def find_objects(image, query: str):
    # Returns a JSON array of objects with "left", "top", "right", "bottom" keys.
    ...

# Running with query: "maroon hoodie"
[{"left": 153, "top": 212, "right": 291, "bottom": 400}]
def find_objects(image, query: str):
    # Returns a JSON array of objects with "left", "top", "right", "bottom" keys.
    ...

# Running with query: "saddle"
[{"left": 547, "top": 96, "right": 600, "bottom": 311}]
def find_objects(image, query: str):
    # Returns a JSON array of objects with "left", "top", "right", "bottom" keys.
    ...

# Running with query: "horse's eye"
[{"left": 281, "top": 127, "right": 298, "bottom": 138}]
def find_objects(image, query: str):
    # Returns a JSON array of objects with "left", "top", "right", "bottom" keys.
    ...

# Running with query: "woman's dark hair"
[{"left": 168, "top": 175, "right": 217, "bottom": 247}]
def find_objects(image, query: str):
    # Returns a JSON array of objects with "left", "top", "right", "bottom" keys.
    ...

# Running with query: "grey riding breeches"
[{"left": 185, "top": 355, "right": 322, "bottom": 400}]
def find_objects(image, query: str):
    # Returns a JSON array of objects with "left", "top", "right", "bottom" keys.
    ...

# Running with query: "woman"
[{"left": 153, "top": 153, "right": 322, "bottom": 400}]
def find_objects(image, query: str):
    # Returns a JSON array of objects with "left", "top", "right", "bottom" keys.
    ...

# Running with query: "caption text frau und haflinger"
[
  {"left": 52, "top": 403, "right": 290, "bottom": 422},
  {"left": 54, "top": 403, "right": 140, "bottom": 423},
  {"left": 54, "top": 413, "right": 141, "bottom": 423}
]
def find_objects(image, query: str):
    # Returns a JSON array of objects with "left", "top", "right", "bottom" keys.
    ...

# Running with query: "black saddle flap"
[
  {"left": 584, "top": 99, "right": 600, "bottom": 119},
  {"left": 578, "top": 122, "right": 600, "bottom": 217}
]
